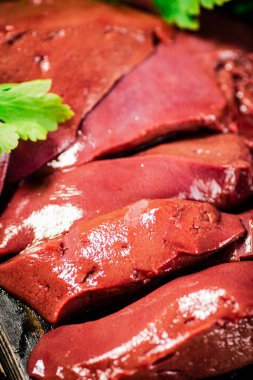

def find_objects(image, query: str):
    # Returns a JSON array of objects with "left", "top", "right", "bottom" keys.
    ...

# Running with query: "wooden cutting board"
[{"left": 0, "top": 289, "right": 51, "bottom": 380}]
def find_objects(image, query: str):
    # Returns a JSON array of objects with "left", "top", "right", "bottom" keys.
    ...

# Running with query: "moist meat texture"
[
  {"left": 53, "top": 42, "right": 228, "bottom": 169},
  {"left": 52, "top": 15, "right": 253, "bottom": 170},
  {"left": 0, "top": 134, "right": 252, "bottom": 257},
  {"left": 204, "top": 210, "right": 253, "bottom": 266},
  {"left": 227, "top": 210, "right": 253, "bottom": 261},
  {"left": 0, "top": 153, "right": 9, "bottom": 194},
  {"left": 27, "top": 262, "right": 253, "bottom": 379},
  {"left": 1, "top": 3, "right": 253, "bottom": 182},
  {"left": 0, "top": 0, "right": 169, "bottom": 182},
  {"left": 0, "top": 199, "right": 245, "bottom": 324},
  {"left": 172, "top": 15, "right": 253, "bottom": 150}
]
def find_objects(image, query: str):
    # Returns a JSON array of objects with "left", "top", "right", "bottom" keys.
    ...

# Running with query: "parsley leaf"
[
  {"left": 0, "top": 124, "right": 19, "bottom": 153},
  {"left": 0, "top": 79, "right": 74, "bottom": 154},
  {"left": 153, "top": 0, "right": 232, "bottom": 30}
]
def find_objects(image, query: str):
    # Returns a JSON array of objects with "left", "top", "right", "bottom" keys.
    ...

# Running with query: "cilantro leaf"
[
  {"left": 153, "top": 0, "right": 232, "bottom": 30},
  {"left": 0, "top": 79, "right": 74, "bottom": 154}
]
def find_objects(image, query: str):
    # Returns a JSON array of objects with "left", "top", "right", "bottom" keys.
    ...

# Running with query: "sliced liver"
[
  {"left": 53, "top": 43, "right": 227, "bottom": 169},
  {"left": 0, "top": 199, "right": 245, "bottom": 324},
  {"left": 0, "top": 0, "right": 169, "bottom": 182},
  {"left": 0, "top": 134, "right": 252, "bottom": 257},
  {"left": 229, "top": 210, "right": 253, "bottom": 261},
  {"left": 27, "top": 262, "right": 253, "bottom": 379},
  {"left": 0, "top": 153, "right": 9, "bottom": 195},
  {"left": 51, "top": 13, "right": 253, "bottom": 170}
]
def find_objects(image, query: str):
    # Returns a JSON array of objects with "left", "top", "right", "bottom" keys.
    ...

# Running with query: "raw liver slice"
[
  {"left": 0, "top": 0, "right": 169, "bottom": 183},
  {"left": 52, "top": 42, "right": 227, "bottom": 169},
  {"left": 0, "top": 134, "right": 252, "bottom": 257},
  {"left": 197, "top": 210, "right": 253, "bottom": 267},
  {"left": 0, "top": 153, "right": 9, "bottom": 195},
  {"left": 52, "top": 17, "right": 253, "bottom": 170},
  {"left": 229, "top": 210, "right": 253, "bottom": 261},
  {"left": 174, "top": 23, "right": 253, "bottom": 150},
  {"left": 27, "top": 262, "right": 253, "bottom": 379},
  {"left": 139, "top": 131, "right": 251, "bottom": 164},
  {"left": 212, "top": 49, "right": 253, "bottom": 149},
  {"left": 0, "top": 199, "right": 245, "bottom": 324}
]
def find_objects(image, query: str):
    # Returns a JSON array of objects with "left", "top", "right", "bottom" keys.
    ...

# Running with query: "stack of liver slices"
[{"left": 0, "top": 1, "right": 252, "bottom": 379}]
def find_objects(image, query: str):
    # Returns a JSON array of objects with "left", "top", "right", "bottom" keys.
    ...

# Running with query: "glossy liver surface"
[
  {"left": 27, "top": 262, "right": 253, "bottom": 379},
  {"left": 0, "top": 134, "right": 252, "bottom": 257}
]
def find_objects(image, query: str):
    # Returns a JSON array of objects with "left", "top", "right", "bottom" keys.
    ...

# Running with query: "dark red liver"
[
  {"left": 229, "top": 210, "right": 253, "bottom": 261},
  {"left": 52, "top": 42, "right": 227, "bottom": 169},
  {"left": 139, "top": 131, "right": 250, "bottom": 164},
  {"left": 0, "top": 153, "right": 9, "bottom": 195},
  {"left": 49, "top": 11, "right": 253, "bottom": 170},
  {"left": 0, "top": 0, "right": 169, "bottom": 183},
  {"left": 0, "top": 134, "right": 252, "bottom": 257},
  {"left": 214, "top": 50, "right": 253, "bottom": 150},
  {"left": 167, "top": 29, "right": 253, "bottom": 151},
  {"left": 27, "top": 262, "right": 253, "bottom": 379},
  {"left": 197, "top": 210, "right": 253, "bottom": 268},
  {"left": 173, "top": 17, "right": 253, "bottom": 150},
  {"left": 0, "top": 199, "right": 245, "bottom": 324}
]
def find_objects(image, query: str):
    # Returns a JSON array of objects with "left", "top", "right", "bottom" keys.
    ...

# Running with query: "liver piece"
[
  {"left": 27, "top": 262, "right": 253, "bottom": 379},
  {"left": 0, "top": 199, "right": 245, "bottom": 324},
  {"left": 53, "top": 43, "right": 227, "bottom": 169},
  {"left": 0, "top": 153, "right": 9, "bottom": 195},
  {"left": 0, "top": 0, "right": 169, "bottom": 182},
  {"left": 0, "top": 134, "right": 252, "bottom": 257}
]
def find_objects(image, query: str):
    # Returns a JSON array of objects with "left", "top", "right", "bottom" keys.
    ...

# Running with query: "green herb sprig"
[
  {"left": 153, "top": 0, "right": 232, "bottom": 30},
  {"left": 0, "top": 79, "right": 74, "bottom": 154}
]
